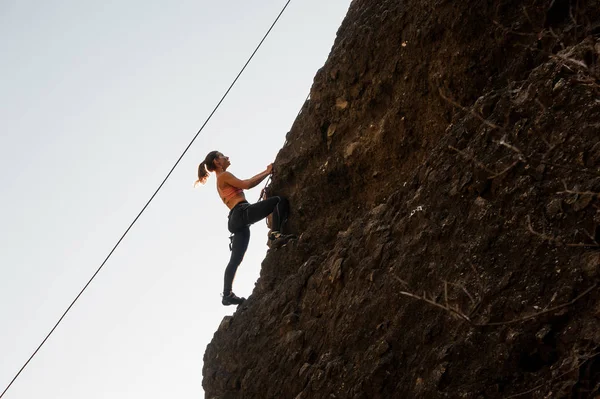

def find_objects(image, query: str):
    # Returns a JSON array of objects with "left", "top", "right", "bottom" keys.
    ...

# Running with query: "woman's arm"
[{"left": 221, "top": 165, "right": 272, "bottom": 190}]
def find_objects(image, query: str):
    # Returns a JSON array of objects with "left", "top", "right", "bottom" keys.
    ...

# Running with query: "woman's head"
[{"left": 195, "top": 151, "right": 231, "bottom": 186}]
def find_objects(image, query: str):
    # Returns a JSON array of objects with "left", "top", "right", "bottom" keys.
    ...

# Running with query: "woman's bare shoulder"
[
  {"left": 220, "top": 171, "right": 243, "bottom": 186},
  {"left": 217, "top": 171, "right": 232, "bottom": 184}
]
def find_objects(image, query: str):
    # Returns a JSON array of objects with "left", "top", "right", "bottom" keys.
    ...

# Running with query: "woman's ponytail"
[
  {"left": 195, "top": 161, "right": 209, "bottom": 186},
  {"left": 194, "top": 150, "right": 220, "bottom": 187}
]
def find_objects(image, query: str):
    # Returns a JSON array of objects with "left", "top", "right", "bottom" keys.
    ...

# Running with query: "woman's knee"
[
  {"left": 279, "top": 196, "right": 289, "bottom": 209},
  {"left": 275, "top": 196, "right": 289, "bottom": 213},
  {"left": 271, "top": 196, "right": 289, "bottom": 211},
  {"left": 266, "top": 196, "right": 282, "bottom": 207}
]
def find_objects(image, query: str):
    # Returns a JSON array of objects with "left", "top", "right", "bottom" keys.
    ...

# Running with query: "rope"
[
  {"left": 258, "top": 174, "right": 272, "bottom": 202},
  {"left": 0, "top": 1, "right": 293, "bottom": 397}
]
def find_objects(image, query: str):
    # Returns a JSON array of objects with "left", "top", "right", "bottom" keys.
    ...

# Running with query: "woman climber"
[{"left": 195, "top": 151, "right": 292, "bottom": 306}]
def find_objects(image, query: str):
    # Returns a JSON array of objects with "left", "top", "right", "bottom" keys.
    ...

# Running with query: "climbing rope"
[
  {"left": 258, "top": 174, "right": 272, "bottom": 202},
  {"left": 0, "top": 1, "right": 293, "bottom": 397}
]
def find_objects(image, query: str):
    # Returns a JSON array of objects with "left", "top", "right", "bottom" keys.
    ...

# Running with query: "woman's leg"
[
  {"left": 223, "top": 226, "right": 250, "bottom": 295},
  {"left": 244, "top": 196, "right": 289, "bottom": 232}
]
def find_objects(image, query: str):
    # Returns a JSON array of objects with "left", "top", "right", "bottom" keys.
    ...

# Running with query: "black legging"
[{"left": 223, "top": 196, "right": 289, "bottom": 295}]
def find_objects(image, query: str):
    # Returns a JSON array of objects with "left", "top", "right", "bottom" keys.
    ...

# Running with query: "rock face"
[{"left": 203, "top": 0, "right": 600, "bottom": 398}]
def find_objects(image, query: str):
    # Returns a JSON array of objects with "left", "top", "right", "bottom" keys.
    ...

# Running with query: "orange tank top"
[{"left": 219, "top": 185, "right": 242, "bottom": 203}]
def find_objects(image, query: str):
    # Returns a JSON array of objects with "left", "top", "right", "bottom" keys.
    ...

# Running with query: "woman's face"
[{"left": 214, "top": 153, "right": 230, "bottom": 169}]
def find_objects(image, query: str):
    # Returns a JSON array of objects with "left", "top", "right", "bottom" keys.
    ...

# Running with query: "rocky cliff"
[{"left": 203, "top": 0, "right": 600, "bottom": 397}]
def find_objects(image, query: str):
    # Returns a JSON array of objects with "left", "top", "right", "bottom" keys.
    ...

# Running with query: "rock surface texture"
[{"left": 203, "top": 0, "right": 600, "bottom": 397}]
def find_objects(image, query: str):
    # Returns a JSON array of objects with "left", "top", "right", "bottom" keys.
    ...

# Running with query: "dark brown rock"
[{"left": 203, "top": 1, "right": 600, "bottom": 398}]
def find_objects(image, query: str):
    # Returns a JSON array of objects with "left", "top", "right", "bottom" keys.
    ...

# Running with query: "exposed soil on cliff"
[{"left": 204, "top": 0, "right": 600, "bottom": 397}]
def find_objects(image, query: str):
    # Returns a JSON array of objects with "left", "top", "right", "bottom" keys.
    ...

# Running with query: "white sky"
[{"left": 0, "top": 1, "right": 351, "bottom": 397}]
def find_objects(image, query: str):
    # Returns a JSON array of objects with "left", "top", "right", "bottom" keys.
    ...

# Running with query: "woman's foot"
[
  {"left": 222, "top": 292, "right": 245, "bottom": 306},
  {"left": 267, "top": 231, "right": 296, "bottom": 249}
]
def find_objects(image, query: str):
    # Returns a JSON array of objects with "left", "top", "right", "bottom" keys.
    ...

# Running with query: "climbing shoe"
[
  {"left": 222, "top": 292, "right": 245, "bottom": 306},
  {"left": 267, "top": 231, "right": 296, "bottom": 249}
]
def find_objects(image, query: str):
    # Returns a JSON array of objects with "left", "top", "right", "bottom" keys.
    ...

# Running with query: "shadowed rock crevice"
[{"left": 203, "top": 0, "right": 600, "bottom": 397}]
